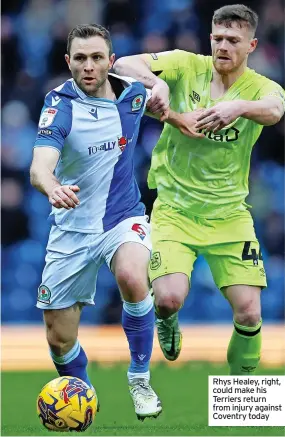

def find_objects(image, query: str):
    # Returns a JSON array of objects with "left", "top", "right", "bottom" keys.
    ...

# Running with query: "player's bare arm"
[
  {"left": 145, "top": 108, "right": 205, "bottom": 139},
  {"left": 114, "top": 55, "right": 169, "bottom": 115},
  {"left": 30, "top": 147, "right": 80, "bottom": 209},
  {"left": 239, "top": 96, "right": 284, "bottom": 125},
  {"left": 165, "top": 109, "right": 206, "bottom": 138},
  {"left": 196, "top": 97, "right": 284, "bottom": 133}
]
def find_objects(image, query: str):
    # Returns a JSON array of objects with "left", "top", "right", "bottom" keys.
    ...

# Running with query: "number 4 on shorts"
[{"left": 242, "top": 241, "right": 263, "bottom": 266}]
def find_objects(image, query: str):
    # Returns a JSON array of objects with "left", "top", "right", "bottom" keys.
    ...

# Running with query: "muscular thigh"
[
  {"left": 199, "top": 210, "right": 267, "bottom": 290},
  {"left": 203, "top": 240, "right": 267, "bottom": 290},
  {"left": 105, "top": 215, "right": 152, "bottom": 302},
  {"left": 111, "top": 242, "right": 150, "bottom": 302},
  {"left": 149, "top": 200, "right": 197, "bottom": 284}
]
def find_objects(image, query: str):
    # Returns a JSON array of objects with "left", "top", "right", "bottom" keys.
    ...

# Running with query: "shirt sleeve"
[
  {"left": 145, "top": 88, "right": 152, "bottom": 102},
  {"left": 144, "top": 50, "right": 194, "bottom": 90},
  {"left": 34, "top": 91, "right": 73, "bottom": 153},
  {"left": 257, "top": 79, "right": 285, "bottom": 109}
]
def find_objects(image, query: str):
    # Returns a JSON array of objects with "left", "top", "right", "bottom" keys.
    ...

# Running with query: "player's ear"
[
  {"left": 248, "top": 38, "right": 258, "bottom": 54},
  {"left": 210, "top": 33, "right": 213, "bottom": 41},
  {"left": 109, "top": 53, "right": 115, "bottom": 70},
  {"left": 65, "top": 54, "right": 71, "bottom": 71}
]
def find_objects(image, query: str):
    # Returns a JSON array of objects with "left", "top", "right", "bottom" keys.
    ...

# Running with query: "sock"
[
  {"left": 122, "top": 293, "right": 155, "bottom": 382},
  {"left": 227, "top": 319, "right": 262, "bottom": 375},
  {"left": 50, "top": 340, "right": 92, "bottom": 387}
]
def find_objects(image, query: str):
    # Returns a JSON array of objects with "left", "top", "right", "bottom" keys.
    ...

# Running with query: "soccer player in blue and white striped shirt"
[{"left": 30, "top": 24, "right": 167, "bottom": 420}]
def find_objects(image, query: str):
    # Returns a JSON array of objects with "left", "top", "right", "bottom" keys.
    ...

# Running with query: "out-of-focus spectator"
[
  {"left": 1, "top": 178, "right": 29, "bottom": 246},
  {"left": 2, "top": 100, "right": 37, "bottom": 170},
  {"left": 110, "top": 23, "right": 138, "bottom": 57},
  {"left": 141, "top": 33, "right": 169, "bottom": 53},
  {"left": 174, "top": 30, "right": 200, "bottom": 53},
  {"left": 1, "top": 16, "right": 22, "bottom": 100}
]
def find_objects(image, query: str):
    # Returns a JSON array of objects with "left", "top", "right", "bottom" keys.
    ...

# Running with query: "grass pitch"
[{"left": 1, "top": 362, "right": 284, "bottom": 436}]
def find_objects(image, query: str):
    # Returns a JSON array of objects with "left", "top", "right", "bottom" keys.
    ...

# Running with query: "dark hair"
[
  {"left": 213, "top": 4, "right": 258, "bottom": 34},
  {"left": 67, "top": 24, "right": 113, "bottom": 56}
]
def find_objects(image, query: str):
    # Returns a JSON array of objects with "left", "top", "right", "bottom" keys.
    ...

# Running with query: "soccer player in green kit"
[{"left": 114, "top": 4, "right": 285, "bottom": 375}]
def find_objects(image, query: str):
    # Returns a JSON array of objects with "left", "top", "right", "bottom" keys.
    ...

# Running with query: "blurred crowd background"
[{"left": 1, "top": 0, "right": 284, "bottom": 325}]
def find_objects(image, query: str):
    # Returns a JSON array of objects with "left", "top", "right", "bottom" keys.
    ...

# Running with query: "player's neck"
[
  {"left": 211, "top": 62, "right": 247, "bottom": 96},
  {"left": 88, "top": 79, "right": 116, "bottom": 100}
]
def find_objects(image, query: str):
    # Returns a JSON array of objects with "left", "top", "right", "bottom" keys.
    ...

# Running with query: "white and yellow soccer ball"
[{"left": 37, "top": 376, "right": 98, "bottom": 432}]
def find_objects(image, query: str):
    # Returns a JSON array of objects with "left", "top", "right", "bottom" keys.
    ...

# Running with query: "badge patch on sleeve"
[
  {"left": 37, "top": 285, "right": 51, "bottom": 304},
  {"left": 39, "top": 108, "right": 58, "bottom": 128}
]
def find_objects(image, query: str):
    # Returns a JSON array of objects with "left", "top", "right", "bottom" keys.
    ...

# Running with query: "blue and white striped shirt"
[{"left": 34, "top": 74, "right": 150, "bottom": 233}]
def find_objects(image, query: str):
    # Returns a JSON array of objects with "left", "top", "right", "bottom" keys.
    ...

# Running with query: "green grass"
[{"left": 1, "top": 362, "right": 284, "bottom": 436}]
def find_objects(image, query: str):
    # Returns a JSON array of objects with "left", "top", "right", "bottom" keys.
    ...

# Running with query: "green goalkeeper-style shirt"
[{"left": 146, "top": 50, "right": 285, "bottom": 218}]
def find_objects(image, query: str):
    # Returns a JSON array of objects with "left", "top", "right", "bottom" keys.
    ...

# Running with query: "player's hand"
[
  {"left": 195, "top": 101, "right": 241, "bottom": 133},
  {"left": 174, "top": 110, "right": 206, "bottom": 138},
  {"left": 48, "top": 185, "right": 80, "bottom": 209},
  {"left": 147, "top": 78, "right": 170, "bottom": 114}
]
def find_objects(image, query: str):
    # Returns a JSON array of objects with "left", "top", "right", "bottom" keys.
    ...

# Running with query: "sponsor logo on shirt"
[
  {"left": 88, "top": 141, "right": 116, "bottom": 155},
  {"left": 88, "top": 137, "right": 128, "bottom": 155},
  {"left": 199, "top": 127, "right": 240, "bottom": 142}
]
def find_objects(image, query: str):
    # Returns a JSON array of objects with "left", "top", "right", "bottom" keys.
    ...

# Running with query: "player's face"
[
  {"left": 65, "top": 36, "right": 115, "bottom": 96},
  {"left": 211, "top": 22, "right": 257, "bottom": 74}
]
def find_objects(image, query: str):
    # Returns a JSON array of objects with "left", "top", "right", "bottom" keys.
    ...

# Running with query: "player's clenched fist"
[
  {"left": 147, "top": 78, "right": 170, "bottom": 115},
  {"left": 48, "top": 185, "right": 80, "bottom": 209}
]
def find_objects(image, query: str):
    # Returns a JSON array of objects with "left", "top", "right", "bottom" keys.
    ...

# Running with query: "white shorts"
[{"left": 36, "top": 216, "right": 151, "bottom": 309}]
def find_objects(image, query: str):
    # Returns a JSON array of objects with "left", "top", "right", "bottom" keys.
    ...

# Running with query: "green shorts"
[{"left": 149, "top": 199, "right": 267, "bottom": 290}]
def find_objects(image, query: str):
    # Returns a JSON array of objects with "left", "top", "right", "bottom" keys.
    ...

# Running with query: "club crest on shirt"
[
  {"left": 39, "top": 108, "right": 58, "bottom": 128},
  {"left": 132, "top": 95, "right": 143, "bottom": 111}
]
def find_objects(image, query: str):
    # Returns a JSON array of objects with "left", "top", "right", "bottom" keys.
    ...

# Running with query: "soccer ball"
[{"left": 37, "top": 376, "right": 98, "bottom": 432}]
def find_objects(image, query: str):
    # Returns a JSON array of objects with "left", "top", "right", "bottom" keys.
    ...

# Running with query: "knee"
[
  {"left": 116, "top": 267, "right": 147, "bottom": 302},
  {"left": 234, "top": 303, "right": 261, "bottom": 327},
  {"left": 155, "top": 292, "right": 183, "bottom": 318}
]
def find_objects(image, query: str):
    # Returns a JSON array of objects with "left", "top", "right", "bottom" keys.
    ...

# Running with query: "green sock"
[{"left": 227, "top": 319, "right": 262, "bottom": 375}]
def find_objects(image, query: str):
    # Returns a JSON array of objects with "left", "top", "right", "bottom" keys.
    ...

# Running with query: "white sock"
[{"left": 128, "top": 370, "right": 150, "bottom": 383}]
